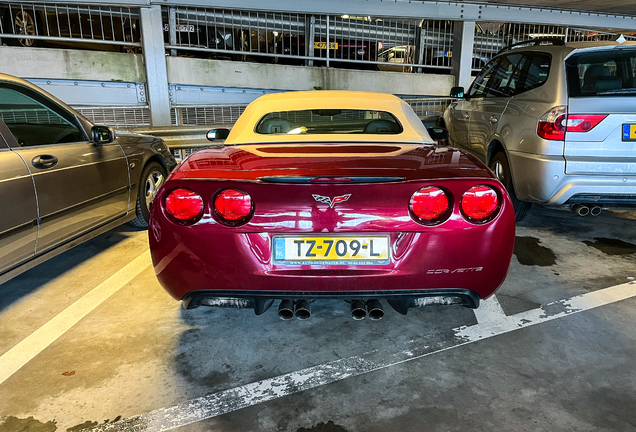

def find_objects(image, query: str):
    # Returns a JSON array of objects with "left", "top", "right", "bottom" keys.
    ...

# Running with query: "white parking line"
[
  {"left": 0, "top": 251, "right": 151, "bottom": 386},
  {"left": 90, "top": 281, "right": 636, "bottom": 432}
]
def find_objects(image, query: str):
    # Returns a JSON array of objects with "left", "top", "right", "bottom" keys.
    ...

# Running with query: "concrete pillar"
[
  {"left": 140, "top": 5, "right": 172, "bottom": 127},
  {"left": 451, "top": 20, "right": 475, "bottom": 90}
]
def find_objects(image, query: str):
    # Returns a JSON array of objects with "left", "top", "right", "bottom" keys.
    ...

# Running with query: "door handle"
[
  {"left": 32, "top": 155, "right": 59, "bottom": 169},
  {"left": 489, "top": 116, "right": 499, "bottom": 124},
  {"left": 463, "top": 113, "right": 470, "bottom": 119}
]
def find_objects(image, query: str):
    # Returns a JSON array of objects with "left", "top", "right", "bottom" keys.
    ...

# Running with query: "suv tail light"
[
  {"left": 409, "top": 186, "right": 450, "bottom": 224},
  {"left": 214, "top": 189, "right": 253, "bottom": 224},
  {"left": 537, "top": 106, "right": 567, "bottom": 140},
  {"left": 165, "top": 188, "right": 203, "bottom": 222},
  {"left": 565, "top": 114, "right": 608, "bottom": 132},
  {"left": 461, "top": 185, "right": 499, "bottom": 223}
]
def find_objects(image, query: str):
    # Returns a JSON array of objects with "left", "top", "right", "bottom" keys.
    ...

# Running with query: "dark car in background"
[{"left": 0, "top": 73, "right": 176, "bottom": 283}]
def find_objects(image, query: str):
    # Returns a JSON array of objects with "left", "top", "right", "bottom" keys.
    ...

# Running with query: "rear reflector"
[
  {"left": 461, "top": 185, "right": 499, "bottom": 223},
  {"left": 410, "top": 186, "right": 450, "bottom": 224},
  {"left": 165, "top": 188, "right": 203, "bottom": 222},
  {"left": 214, "top": 189, "right": 253, "bottom": 223}
]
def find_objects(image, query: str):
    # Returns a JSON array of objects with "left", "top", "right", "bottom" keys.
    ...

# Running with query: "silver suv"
[{"left": 441, "top": 39, "right": 636, "bottom": 221}]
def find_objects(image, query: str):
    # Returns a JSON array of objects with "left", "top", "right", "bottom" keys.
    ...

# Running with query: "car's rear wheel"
[
  {"left": 490, "top": 151, "right": 531, "bottom": 222},
  {"left": 129, "top": 162, "right": 167, "bottom": 228}
]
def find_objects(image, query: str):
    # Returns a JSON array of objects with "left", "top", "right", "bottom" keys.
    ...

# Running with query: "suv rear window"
[
  {"left": 255, "top": 109, "right": 403, "bottom": 135},
  {"left": 566, "top": 49, "right": 636, "bottom": 97}
]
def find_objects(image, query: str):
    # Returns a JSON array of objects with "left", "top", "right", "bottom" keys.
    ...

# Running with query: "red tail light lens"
[
  {"left": 461, "top": 185, "right": 499, "bottom": 223},
  {"left": 410, "top": 186, "right": 450, "bottom": 224},
  {"left": 214, "top": 189, "right": 253, "bottom": 223},
  {"left": 565, "top": 115, "right": 607, "bottom": 132},
  {"left": 537, "top": 106, "right": 567, "bottom": 140},
  {"left": 165, "top": 188, "right": 203, "bottom": 222}
]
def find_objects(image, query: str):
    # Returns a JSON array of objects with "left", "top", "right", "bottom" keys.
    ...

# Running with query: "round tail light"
[
  {"left": 214, "top": 189, "right": 253, "bottom": 223},
  {"left": 165, "top": 188, "right": 203, "bottom": 222},
  {"left": 461, "top": 185, "right": 499, "bottom": 223},
  {"left": 410, "top": 186, "right": 450, "bottom": 224}
]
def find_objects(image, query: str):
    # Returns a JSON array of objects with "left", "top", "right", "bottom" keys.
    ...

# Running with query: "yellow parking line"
[{"left": 0, "top": 251, "right": 151, "bottom": 386}]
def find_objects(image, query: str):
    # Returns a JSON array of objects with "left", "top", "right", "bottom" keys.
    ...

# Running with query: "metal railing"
[
  {"left": 75, "top": 106, "right": 157, "bottom": 127},
  {"left": 0, "top": 2, "right": 141, "bottom": 51},
  {"left": 473, "top": 22, "right": 636, "bottom": 71}
]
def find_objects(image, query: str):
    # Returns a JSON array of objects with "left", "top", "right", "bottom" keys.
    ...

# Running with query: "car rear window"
[
  {"left": 566, "top": 49, "right": 636, "bottom": 97},
  {"left": 255, "top": 109, "right": 403, "bottom": 135}
]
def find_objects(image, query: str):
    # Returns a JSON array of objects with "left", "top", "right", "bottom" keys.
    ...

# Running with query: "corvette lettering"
[
  {"left": 312, "top": 194, "right": 352, "bottom": 208},
  {"left": 427, "top": 267, "right": 484, "bottom": 274}
]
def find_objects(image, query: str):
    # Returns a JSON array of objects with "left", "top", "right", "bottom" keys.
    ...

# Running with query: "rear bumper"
[
  {"left": 181, "top": 289, "right": 482, "bottom": 314},
  {"left": 508, "top": 150, "right": 636, "bottom": 206}
]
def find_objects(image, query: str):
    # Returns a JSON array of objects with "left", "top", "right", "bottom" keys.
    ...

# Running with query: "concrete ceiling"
[{"left": 464, "top": 0, "right": 636, "bottom": 16}]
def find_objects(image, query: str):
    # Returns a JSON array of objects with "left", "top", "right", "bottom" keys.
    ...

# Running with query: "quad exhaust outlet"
[{"left": 278, "top": 299, "right": 312, "bottom": 320}]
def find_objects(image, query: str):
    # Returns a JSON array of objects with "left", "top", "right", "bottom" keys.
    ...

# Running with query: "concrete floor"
[{"left": 1, "top": 207, "right": 636, "bottom": 432}]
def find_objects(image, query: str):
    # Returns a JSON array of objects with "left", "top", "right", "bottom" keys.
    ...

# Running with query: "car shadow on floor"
[{"left": 0, "top": 227, "right": 137, "bottom": 313}]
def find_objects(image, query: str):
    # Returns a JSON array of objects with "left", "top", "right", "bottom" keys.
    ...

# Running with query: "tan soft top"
[{"left": 224, "top": 90, "right": 432, "bottom": 145}]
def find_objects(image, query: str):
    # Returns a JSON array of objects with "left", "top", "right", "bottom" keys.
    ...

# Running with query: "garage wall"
[{"left": 166, "top": 57, "right": 454, "bottom": 96}]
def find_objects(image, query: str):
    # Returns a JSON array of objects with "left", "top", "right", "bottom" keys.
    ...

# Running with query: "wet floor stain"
[
  {"left": 514, "top": 236, "right": 557, "bottom": 267},
  {"left": 583, "top": 238, "right": 636, "bottom": 256},
  {"left": 297, "top": 421, "right": 349, "bottom": 432},
  {"left": 0, "top": 416, "right": 56, "bottom": 432}
]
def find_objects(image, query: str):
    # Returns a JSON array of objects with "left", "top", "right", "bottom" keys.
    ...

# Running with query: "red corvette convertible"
[{"left": 149, "top": 91, "right": 515, "bottom": 320}]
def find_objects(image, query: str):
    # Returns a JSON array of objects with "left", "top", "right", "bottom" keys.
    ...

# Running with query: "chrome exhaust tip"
[
  {"left": 278, "top": 299, "right": 294, "bottom": 320},
  {"left": 294, "top": 300, "right": 311, "bottom": 320},
  {"left": 350, "top": 300, "right": 367, "bottom": 320},
  {"left": 590, "top": 205, "right": 602, "bottom": 216},
  {"left": 573, "top": 205, "right": 590, "bottom": 216},
  {"left": 366, "top": 299, "right": 384, "bottom": 321}
]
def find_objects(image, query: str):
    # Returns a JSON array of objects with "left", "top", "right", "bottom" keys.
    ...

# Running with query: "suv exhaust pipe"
[
  {"left": 573, "top": 204, "right": 590, "bottom": 216},
  {"left": 278, "top": 299, "right": 294, "bottom": 320},
  {"left": 350, "top": 300, "right": 367, "bottom": 320},
  {"left": 294, "top": 300, "right": 311, "bottom": 320},
  {"left": 590, "top": 205, "right": 602, "bottom": 216},
  {"left": 366, "top": 299, "right": 384, "bottom": 320}
]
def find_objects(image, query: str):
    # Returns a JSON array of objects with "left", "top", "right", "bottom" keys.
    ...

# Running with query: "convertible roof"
[{"left": 224, "top": 90, "right": 432, "bottom": 145}]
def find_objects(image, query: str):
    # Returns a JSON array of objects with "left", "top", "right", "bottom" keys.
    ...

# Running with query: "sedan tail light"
[
  {"left": 537, "top": 106, "right": 567, "bottom": 140},
  {"left": 214, "top": 189, "right": 253, "bottom": 224},
  {"left": 409, "top": 186, "right": 450, "bottom": 225},
  {"left": 165, "top": 188, "right": 203, "bottom": 222},
  {"left": 461, "top": 185, "right": 499, "bottom": 223}
]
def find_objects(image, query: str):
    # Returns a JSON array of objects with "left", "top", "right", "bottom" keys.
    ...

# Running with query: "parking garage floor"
[{"left": 1, "top": 207, "right": 636, "bottom": 432}]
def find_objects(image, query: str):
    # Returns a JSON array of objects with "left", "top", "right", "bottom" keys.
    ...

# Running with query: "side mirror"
[
  {"left": 450, "top": 86, "right": 465, "bottom": 98},
  {"left": 206, "top": 128, "right": 230, "bottom": 141},
  {"left": 91, "top": 126, "right": 114, "bottom": 145},
  {"left": 427, "top": 127, "right": 449, "bottom": 142}
]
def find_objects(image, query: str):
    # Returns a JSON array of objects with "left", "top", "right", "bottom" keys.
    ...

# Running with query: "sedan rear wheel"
[
  {"left": 489, "top": 151, "right": 531, "bottom": 222},
  {"left": 129, "top": 162, "right": 167, "bottom": 228}
]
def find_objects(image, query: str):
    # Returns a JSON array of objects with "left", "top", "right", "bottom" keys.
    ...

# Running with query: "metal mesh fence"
[
  {"left": 76, "top": 107, "right": 155, "bottom": 127},
  {"left": 0, "top": 2, "right": 141, "bottom": 51}
]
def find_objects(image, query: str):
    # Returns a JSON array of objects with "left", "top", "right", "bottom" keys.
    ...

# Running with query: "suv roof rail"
[{"left": 496, "top": 37, "right": 565, "bottom": 56}]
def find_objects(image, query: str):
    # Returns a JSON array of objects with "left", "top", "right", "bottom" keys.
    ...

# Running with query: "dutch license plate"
[
  {"left": 314, "top": 41, "right": 338, "bottom": 50},
  {"left": 273, "top": 235, "right": 390, "bottom": 265},
  {"left": 622, "top": 124, "right": 636, "bottom": 141}
]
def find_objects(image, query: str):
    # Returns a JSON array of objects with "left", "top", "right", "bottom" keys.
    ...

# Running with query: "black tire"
[
  {"left": 129, "top": 162, "right": 167, "bottom": 229},
  {"left": 489, "top": 151, "right": 531, "bottom": 222}
]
